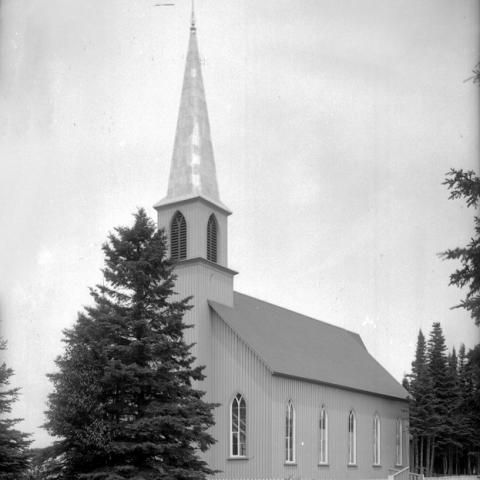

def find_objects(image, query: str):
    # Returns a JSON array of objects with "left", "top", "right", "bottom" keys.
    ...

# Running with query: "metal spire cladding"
[{"left": 165, "top": 7, "right": 220, "bottom": 204}]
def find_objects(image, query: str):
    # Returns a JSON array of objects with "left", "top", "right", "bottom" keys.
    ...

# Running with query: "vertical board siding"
[
  {"left": 271, "top": 376, "right": 408, "bottom": 480},
  {"left": 210, "top": 310, "right": 273, "bottom": 479},
  {"left": 156, "top": 199, "right": 229, "bottom": 267},
  {"left": 172, "top": 260, "right": 234, "bottom": 382},
  {"left": 208, "top": 311, "right": 407, "bottom": 480}
]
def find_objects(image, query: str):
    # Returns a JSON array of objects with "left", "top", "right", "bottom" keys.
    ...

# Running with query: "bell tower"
[{"left": 154, "top": 7, "right": 236, "bottom": 375}]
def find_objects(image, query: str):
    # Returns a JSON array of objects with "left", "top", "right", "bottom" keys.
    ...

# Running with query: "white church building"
[{"left": 154, "top": 10, "right": 409, "bottom": 480}]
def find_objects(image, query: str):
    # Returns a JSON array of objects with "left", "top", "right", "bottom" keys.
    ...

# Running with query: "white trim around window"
[
  {"left": 319, "top": 405, "right": 328, "bottom": 465},
  {"left": 348, "top": 410, "right": 357, "bottom": 465},
  {"left": 395, "top": 417, "right": 403, "bottom": 466},
  {"left": 230, "top": 393, "right": 246, "bottom": 458},
  {"left": 285, "top": 400, "right": 296, "bottom": 464},
  {"left": 373, "top": 413, "right": 381, "bottom": 466}
]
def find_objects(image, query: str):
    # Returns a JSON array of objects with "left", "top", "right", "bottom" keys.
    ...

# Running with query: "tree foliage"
[
  {"left": 0, "top": 339, "right": 31, "bottom": 479},
  {"left": 405, "top": 324, "right": 480, "bottom": 475},
  {"left": 44, "top": 209, "right": 217, "bottom": 480},
  {"left": 441, "top": 169, "right": 480, "bottom": 326}
]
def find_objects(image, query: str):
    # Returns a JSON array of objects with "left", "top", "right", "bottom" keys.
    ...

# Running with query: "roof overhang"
[{"left": 153, "top": 194, "right": 232, "bottom": 216}]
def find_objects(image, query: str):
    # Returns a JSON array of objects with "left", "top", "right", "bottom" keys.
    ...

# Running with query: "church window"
[
  {"left": 285, "top": 400, "right": 295, "bottom": 463},
  {"left": 395, "top": 418, "right": 402, "bottom": 466},
  {"left": 230, "top": 393, "right": 246, "bottom": 457},
  {"left": 373, "top": 413, "right": 381, "bottom": 465},
  {"left": 170, "top": 211, "right": 187, "bottom": 260},
  {"left": 319, "top": 406, "right": 328, "bottom": 464},
  {"left": 207, "top": 214, "right": 218, "bottom": 263},
  {"left": 348, "top": 410, "right": 356, "bottom": 465}
]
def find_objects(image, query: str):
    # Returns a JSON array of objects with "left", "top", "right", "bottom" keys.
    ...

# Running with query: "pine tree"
[
  {"left": 45, "top": 209, "right": 217, "bottom": 480},
  {"left": 0, "top": 339, "right": 31, "bottom": 479}
]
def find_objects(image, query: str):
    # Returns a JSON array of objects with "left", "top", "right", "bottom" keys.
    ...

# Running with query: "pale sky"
[{"left": 0, "top": 0, "right": 479, "bottom": 447}]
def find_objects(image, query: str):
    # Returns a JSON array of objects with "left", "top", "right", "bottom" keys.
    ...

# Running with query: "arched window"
[
  {"left": 395, "top": 418, "right": 402, "bottom": 466},
  {"left": 285, "top": 400, "right": 295, "bottom": 463},
  {"left": 348, "top": 410, "right": 356, "bottom": 465},
  {"left": 373, "top": 413, "right": 381, "bottom": 465},
  {"left": 319, "top": 405, "right": 328, "bottom": 464},
  {"left": 230, "top": 394, "right": 246, "bottom": 457},
  {"left": 206, "top": 214, "right": 218, "bottom": 263},
  {"left": 170, "top": 211, "right": 187, "bottom": 260}
]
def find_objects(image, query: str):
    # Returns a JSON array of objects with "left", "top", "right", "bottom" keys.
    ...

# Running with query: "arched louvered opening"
[
  {"left": 230, "top": 393, "right": 246, "bottom": 457},
  {"left": 170, "top": 211, "right": 187, "bottom": 260},
  {"left": 207, "top": 214, "right": 218, "bottom": 263}
]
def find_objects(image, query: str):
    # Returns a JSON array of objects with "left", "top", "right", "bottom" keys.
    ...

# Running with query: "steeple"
[
  {"left": 155, "top": 6, "right": 233, "bottom": 271},
  {"left": 160, "top": 3, "right": 224, "bottom": 208}
]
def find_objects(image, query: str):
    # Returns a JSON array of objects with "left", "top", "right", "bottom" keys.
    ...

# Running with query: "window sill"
[
  {"left": 373, "top": 464, "right": 382, "bottom": 468},
  {"left": 347, "top": 464, "right": 358, "bottom": 468},
  {"left": 395, "top": 464, "right": 403, "bottom": 468},
  {"left": 227, "top": 456, "right": 248, "bottom": 461},
  {"left": 284, "top": 462, "right": 297, "bottom": 466},
  {"left": 318, "top": 463, "right": 329, "bottom": 467}
]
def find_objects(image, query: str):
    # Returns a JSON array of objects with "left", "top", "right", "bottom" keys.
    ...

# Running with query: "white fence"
[{"left": 424, "top": 477, "right": 479, "bottom": 480}]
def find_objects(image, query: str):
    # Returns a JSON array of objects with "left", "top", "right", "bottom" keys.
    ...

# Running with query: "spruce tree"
[
  {"left": 466, "top": 344, "right": 480, "bottom": 473},
  {"left": 426, "top": 323, "right": 450, "bottom": 475},
  {"left": 407, "top": 330, "right": 431, "bottom": 474},
  {"left": 457, "top": 344, "right": 476, "bottom": 474},
  {"left": 45, "top": 209, "right": 217, "bottom": 480},
  {"left": 441, "top": 169, "right": 480, "bottom": 326},
  {"left": 0, "top": 339, "right": 31, "bottom": 479},
  {"left": 444, "top": 348, "right": 461, "bottom": 474}
]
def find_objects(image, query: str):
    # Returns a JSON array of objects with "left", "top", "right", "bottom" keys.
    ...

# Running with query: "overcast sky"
[{"left": 1, "top": 0, "right": 479, "bottom": 447}]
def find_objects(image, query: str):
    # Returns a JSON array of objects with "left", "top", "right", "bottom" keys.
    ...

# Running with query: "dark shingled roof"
[{"left": 209, "top": 292, "right": 408, "bottom": 401}]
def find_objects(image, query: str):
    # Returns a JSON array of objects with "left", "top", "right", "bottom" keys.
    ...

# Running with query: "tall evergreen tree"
[
  {"left": 444, "top": 348, "right": 461, "bottom": 474},
  {"left": 45, "top": 209, "right": 217, "bottom": 480},
  {"left": 406, "top": 330, "right": 431, "bottom": 474},
  {"left": 466, "top": 344, "right": 480, "bottom": 473},
  {"left": 0, "top": 339, "right": 31, "bottom": 479},
  {"left": 426, "top": 323, "right": 450, "bottom": 476},
  {"left": 457, "top": 344, "right": 477, "bottom": 474}
]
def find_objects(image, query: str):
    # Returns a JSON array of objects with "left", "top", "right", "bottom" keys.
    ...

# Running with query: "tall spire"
[{"left": 165, "top": 4, "right": 220, "bottom": 203}]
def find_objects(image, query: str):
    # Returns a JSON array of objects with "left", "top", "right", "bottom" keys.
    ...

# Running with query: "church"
[{"left": 154, "top": 9, "right": 409, "bottom": 480}]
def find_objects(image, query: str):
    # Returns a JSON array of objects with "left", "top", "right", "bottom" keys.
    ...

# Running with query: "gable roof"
[{"left": 209, "top": 292, "right": 409, "bottom": 401}]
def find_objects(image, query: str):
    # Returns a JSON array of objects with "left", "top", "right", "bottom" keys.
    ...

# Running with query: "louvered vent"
[
  {"left": 207, "top": 214, "right": 218, "bottom": 263},
  {"left": 170, "top": 211, "right": 187, "bottom": 260}
]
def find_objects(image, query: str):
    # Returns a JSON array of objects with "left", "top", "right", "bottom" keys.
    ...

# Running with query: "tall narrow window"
[
  {"left": 230, "top": 394, "right": 246, "bottom": 457},
  {"left": 285, "top": 400, "right": 295, "bottom": 463},
  {"left": 373, "top": 414, "right": 381, "bottom": 465},
  {"left": 206, "top": 214, "right": 218, "bottom": 263},
  {"left": 170, "top": 211, "right": 187, "bottom": 260},
  {"left": 348, "top": 410, "right": 356, "bottom": 465},
  {"left": 396, "top": 418, "right": 402, "bottom": 466},
  {"left": 319, "top": 406, "right": 328, "bottom": 464}
]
